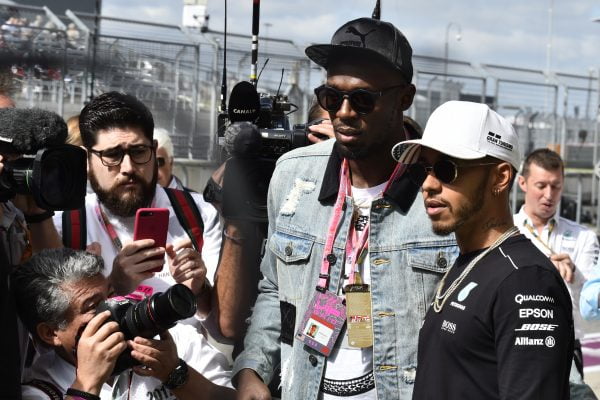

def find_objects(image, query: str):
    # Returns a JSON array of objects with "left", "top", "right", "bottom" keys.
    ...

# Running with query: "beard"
[
  {"left": 431, "top": 177, "right": 487, "bottom": 236},
  {"left": 89, "top": 165, "right": 158, "bottom": 218}
]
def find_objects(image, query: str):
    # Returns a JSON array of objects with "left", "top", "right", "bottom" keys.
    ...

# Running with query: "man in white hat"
[{"left": 392, "top": 100, "right": 573, "bottom": 399}]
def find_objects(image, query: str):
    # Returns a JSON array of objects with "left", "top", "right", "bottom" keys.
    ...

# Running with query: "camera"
[
  {"left": 94, "top": 284, "right": 197, "bottom": 375},
  {"left": 0, "top": 145, "right": 87, "bottom": 210}
]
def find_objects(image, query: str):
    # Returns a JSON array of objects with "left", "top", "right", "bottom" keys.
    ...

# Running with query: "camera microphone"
[
  {"left": 0, "top": 108, "right": 67, "bottom": 154},
  {"left": 224, "top": 121, "right": 261, "bottom": 157},
  {"left": 227, "top": 81, "right": 261, "bottom": 123}
]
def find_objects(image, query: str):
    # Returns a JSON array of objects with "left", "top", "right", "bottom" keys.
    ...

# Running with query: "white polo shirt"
[
  {"left": 514, "top": 206, "right": 600, "bottom": 339},
  {"left": 21, "top": 324, "right": 232, "bottom": 399}
]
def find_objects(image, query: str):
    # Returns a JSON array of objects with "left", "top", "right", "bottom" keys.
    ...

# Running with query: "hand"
[
  {"left": 550, "top": 253, "right": 575, "bottom": 283},
  {"left": 71, "top": 311, "right": 127, "bottom": 395},
  {"left": 235, "top": 369, "right": 271, "bottom": 400},
  {"left": 167, "top": 239, "right": 207, "bottom": 296},
  {"left": 110, "top": 239, "right": 165, "bottom": 295},
  {"left": 307, "top": 119, "right": 334, "bottom": 144},
  {"left": 129, "top": 330, "right": 179, "bottom": 383},
  {"left": 86, "top": 241, "right": 102, "bottom": 256}
]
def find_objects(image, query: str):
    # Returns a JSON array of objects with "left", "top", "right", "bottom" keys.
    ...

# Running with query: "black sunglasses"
[
  {"left": 407, "top": 159, "right": 499, "bottom": 186},
  {"left": 314, "top": 84, "right": 405, "bottom": 115}
]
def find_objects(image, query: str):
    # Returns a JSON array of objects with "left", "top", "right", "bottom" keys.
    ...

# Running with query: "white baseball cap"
[{"left": 392, "top": 101, "right": 521, "bottom": 169}]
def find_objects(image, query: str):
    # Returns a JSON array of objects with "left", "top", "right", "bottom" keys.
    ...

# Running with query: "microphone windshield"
[
  {"left": 228, "top": 81, "right": 260, "bottom": 123},
  {"left": 224, "top": 121, "right": 261, "bottom": 157},
  {"left": 0, "top": 108, "right": 67, "bottom": 154}
]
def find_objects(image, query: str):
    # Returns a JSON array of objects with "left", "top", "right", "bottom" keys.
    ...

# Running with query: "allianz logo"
[{"left": 514, "top": 336, "right": 556, "bottom": 348}]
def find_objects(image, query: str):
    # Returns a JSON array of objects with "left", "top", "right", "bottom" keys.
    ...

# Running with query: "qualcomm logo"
[{"left": 457, "top": 282, "right": 478, "bottom": 302}]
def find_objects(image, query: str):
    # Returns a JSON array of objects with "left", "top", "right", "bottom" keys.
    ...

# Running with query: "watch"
[{"left": 164, "top": 358, "right": 189, "bottom": 391}]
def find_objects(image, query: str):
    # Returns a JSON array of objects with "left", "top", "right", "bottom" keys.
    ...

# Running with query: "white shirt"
[
  {"left": 514, "top": 206, "right": 600, "bottom": 339},
  {"left": 322, "top": 182, "right": 386, "bottom": 400},
  {"left": 21, "top": 324, "right": 232, "bottom": 399},
  {"left": 53, "top": 186, "right": 222, "bottom": 293}
]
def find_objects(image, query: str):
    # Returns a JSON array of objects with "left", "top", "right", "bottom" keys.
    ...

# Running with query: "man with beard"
[
  {"left": 233, "top": 18, "right": 458, "bottom": 400},
  {"left": 53, "top": 92, "right": 221, "bottom": 316},
  {"left": 393, "top": 101, "right": 573, "bottom": 399}
]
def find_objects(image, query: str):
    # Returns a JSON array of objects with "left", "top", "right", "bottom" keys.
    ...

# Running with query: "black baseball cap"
[{"left": 305, "top": 17, "right": 413, "bottom": 83}]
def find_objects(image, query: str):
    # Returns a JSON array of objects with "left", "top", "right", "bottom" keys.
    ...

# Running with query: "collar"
[
  {"left": 317, "top": 143, "right": 420, "bottom": 213},
  {"left": 517, "top": 205, "right": 559, "bottom": 231}
]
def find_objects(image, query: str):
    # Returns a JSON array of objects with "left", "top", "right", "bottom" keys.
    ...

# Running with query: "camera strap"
[{"left": 23, "top": 379, "right": 63, "bottom": 400}]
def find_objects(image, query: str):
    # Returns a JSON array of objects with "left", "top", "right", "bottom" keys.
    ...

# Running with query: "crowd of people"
[{"left": 1, "top": 14, "right": 600, "bottom": 400}]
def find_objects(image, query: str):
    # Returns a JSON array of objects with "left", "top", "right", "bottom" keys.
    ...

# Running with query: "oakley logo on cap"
[{"left": 342, "top": 26, "right": 377, "bottom": 48}]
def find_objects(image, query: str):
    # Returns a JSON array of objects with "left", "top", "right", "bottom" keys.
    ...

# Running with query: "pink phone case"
[{"left": 134, "top": 208, "right": 169, "bottom": 272}]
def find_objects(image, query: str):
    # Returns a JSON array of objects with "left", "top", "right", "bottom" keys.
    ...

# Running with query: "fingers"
[
  {"left": 173, "top": 238, "right": 193, "bottom": 252},
  {"left": 86, "top": 242, "right": 102, "bottom": 256},
  {"left": 121, "top": 239, "right": 156, "bottom": 256},
  {"left": 81, "top": 311, "right": 111, "bottom": 337},
  {"left": 551, "top": 259, "right": 573, "bottom": 283}
]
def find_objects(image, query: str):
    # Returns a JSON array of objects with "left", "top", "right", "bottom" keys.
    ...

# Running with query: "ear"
[
  {"left": 493, "top": 162, "right": 514, "bottom": 194},
  {"left": 399, "top": 84, "right": 416, "bottom": 111},
  {"left": 36, "top": 322, "right": 61, "bottom": 347},
  {"left": 517, "top": 174, "right": 527, "bottom": 193}
]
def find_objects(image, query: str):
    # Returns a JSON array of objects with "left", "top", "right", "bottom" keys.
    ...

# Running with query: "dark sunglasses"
[
  {"left": 407, "top": 159, "right": 499, "bottom": 186},
  {"left": 314, "top": 84, "right": 405, "bottom": 115}
]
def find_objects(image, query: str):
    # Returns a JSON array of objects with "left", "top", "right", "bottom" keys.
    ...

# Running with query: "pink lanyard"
[
  {"left": 317, "top": 161, "right": 405, "bottom": 290},
  {"left": 95, "top": 204, "right": 123, "bottom": 251}
]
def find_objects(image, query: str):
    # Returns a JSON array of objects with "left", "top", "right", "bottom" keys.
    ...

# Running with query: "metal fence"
[{"left": 1, "top": 3, "right": 600, "bottom": 220}]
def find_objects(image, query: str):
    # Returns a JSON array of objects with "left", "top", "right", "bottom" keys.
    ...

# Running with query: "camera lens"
[{"left": 151, "top": 283, "right": 197, "bottom": 324}]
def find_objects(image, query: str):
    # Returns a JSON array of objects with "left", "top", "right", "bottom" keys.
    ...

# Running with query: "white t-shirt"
[
  {"left": 21, "top": 324, "right": 232, "bottom": 399},
  {"left": 321, "top": 182, "right": 386, "bottom": 400},
  {"left": 53, "top": 186, "right": 222, "bottom": 293}
]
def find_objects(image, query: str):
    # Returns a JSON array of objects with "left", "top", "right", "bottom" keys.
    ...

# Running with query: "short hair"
[
  {"left": 11, "top": 248, "right": 104, "bottom": 336},
  {"left": 307, "top": 98, "right": 328, "bottom": 123},
  {"left": 154, "top": 127, "right": 173, "bottom": 159},
  {"left": 521, "top": 148, "right": 564, "bottom": 178},
  {"left": 79, "top": 91, "right": 154, "bottom": 149}
]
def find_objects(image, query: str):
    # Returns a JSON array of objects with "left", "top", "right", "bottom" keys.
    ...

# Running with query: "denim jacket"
[{"left": 233, "top": 140, "right": 458, "bottom": 400}]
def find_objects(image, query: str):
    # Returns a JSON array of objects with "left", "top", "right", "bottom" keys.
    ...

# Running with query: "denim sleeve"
[
  {"left": 580, "top": 277, "right": 600, "bottom": 320},
  {"left": 231, "top": 169, "right": 283, "bottom": 385}
]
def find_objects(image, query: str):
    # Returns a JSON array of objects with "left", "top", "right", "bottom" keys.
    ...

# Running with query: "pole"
[{"left": 250, "top": 0, "right": 260, "bottom": 86}]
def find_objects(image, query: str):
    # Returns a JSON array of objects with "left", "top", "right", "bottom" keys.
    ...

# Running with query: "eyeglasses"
[
  {"left": 314, "top": 84, "right": 405, "bottom": 115},
  {"left": 89, "top": 144, "right": 155, "bottom": 167},
  {"left": 407, "top": 159, "right": 499, "bottom": 186}
]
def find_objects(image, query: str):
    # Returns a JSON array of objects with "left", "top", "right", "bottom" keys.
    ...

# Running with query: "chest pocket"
[
  {"left": 270, "top": 231, "right": 316, "bottom": 263},
  {"left": 408, "top": 244, "right": 457, "bottom": 274}
]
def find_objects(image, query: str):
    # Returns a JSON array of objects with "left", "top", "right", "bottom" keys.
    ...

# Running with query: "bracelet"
[
  {"left": 24, "top": 210, "right": 55, "bottom": 224},
  {"left": 223, "top": 229, "right": 245, "bottom": 245},
  {"left": 66, "top": 388, "right": 100, "bottom": 400}
]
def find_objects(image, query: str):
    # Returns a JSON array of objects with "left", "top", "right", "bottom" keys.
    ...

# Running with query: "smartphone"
[{"left": 133, "top": 208, "right": 169, "bottom": 272}]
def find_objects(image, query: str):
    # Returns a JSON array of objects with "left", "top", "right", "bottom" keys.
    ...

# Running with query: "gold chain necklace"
[{"left": 432, "top": 226, "right": 519, "bottom": 313}]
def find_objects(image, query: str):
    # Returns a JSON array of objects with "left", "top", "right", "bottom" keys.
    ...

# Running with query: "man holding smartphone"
[{"left": 53, "top": 92, "right": 222, "bottom": 317}]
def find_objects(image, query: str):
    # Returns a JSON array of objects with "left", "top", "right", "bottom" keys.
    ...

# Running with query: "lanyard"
[
  {"left": 317, "top": 160, "right": 406, "bottom": 291},
  {"left": 523, "top": 219, "right": 555, "bottom": 255},
  {"left": 95, "top": 204, "right": 123, "bottom": 251}
]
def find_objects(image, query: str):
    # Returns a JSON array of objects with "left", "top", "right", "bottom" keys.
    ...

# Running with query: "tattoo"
[{"left": 482, "top": 218, "right": 508, "bottom": 231}]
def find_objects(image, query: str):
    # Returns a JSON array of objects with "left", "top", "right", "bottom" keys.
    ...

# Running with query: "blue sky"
[{"left": 101, "top": 0, "right": 600, "bottom": 77}]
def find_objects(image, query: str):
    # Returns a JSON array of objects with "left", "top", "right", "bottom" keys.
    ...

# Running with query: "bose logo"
[{"left": 515, "top": 323, "right": 558, "bottom": 331}]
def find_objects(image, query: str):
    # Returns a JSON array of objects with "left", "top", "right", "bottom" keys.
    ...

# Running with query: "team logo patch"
[{"left": 457, "top": 282, "right": 478, "bottom": 302}]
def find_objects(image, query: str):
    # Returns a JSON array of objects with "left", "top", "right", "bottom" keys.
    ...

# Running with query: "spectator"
[
  {"left": 153, "top": 127, "right": 187, "bottom": 190},
  {"left": 14, "top": 248, "right": 235, "bottom": 399},
  {"left": 233, "top": 17, "right": 457, "bottom": 400},
  {"left": 514, "top": 148, "right": 599, "bottom": 398},
  {"left": 394, "top": 100, "right": 573, "bottom": 399},
  {"left": 65, "top": 115, "right": 82, "bottom": 147}
]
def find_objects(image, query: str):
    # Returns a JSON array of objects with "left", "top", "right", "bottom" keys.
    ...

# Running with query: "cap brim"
[
  {"left": 392, "top": 139, "right": 488, "bottom": 164},
  {"left": 305, "top": 44, "right": 400, "bottom": 73}
]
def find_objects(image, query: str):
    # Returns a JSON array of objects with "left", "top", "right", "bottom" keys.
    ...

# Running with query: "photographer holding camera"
[{"left": 13, "top": 248, "right": 235, "bottom": 399}]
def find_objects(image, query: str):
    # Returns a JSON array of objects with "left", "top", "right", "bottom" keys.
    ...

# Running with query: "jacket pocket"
[
  {"left": 408, "top": 243, "right": 457, "bottom": 274},
  {"left": 270, "top": 230, "right": 316, "bottom": 263}
]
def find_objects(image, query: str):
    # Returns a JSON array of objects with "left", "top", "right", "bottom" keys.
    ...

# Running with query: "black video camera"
[
  {"left": 94, "top": 284, "right": 197, "bottom": 376},
  {"left": 0, "top": 108, "right": 87, "bottom": 210}
]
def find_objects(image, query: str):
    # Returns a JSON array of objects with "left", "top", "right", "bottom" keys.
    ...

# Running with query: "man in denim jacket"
[{"left": 233, "top": 17, "right": 458, "bottom": 400}]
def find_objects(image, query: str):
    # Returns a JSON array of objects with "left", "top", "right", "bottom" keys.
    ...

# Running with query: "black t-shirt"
[{"left": 413, "top": 234, "right": 573, "bottom": 400}]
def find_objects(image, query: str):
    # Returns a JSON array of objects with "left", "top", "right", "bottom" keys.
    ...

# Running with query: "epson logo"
[
  {"left": 519, "top": 308, "right": 554, "bottom": 319},
  {"left": 232, "top": 108, "right": 256, "bottom": 115},
  {"left": 514, "top": 294, "right": 555, "bottom": 305}
]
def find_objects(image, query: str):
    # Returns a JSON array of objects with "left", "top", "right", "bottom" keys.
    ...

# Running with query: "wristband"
[
  {"left": 66, "top": 388, "right": 100, "bottom": 400},
  {"left": 24, "top": 210, "right": 55, "bottom": 224},
  {"left": 223, "top": 229, "right": 245, "bottom": 245}
]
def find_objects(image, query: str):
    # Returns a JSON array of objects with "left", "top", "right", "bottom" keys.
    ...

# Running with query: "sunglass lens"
[
  {"left": 433, "top": 160, "right": 458, "bottom": 184},
  {"left": 317, "top": 87, "right": 342, "bottom": 112},
  {"left": 407, "top": 164, "right": 427, "bottom": 186},
  {"left": 349, "top": 90, "right": 375, "bottom": 114}
]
